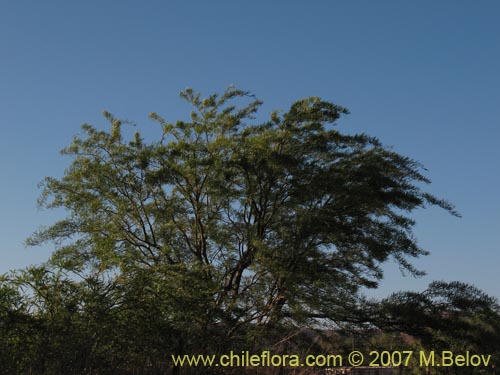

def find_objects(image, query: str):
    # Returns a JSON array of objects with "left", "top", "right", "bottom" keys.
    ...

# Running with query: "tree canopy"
[
  {"left": 29, "top": 87, "right": 456, "bottom": 330},
  {"left": 3, "top": 87, "right": 497, "bottom": 374}
]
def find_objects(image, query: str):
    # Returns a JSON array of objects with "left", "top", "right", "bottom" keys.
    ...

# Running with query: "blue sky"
[{"left": 1, "top": 1, "right": 499, "bottom": 299}]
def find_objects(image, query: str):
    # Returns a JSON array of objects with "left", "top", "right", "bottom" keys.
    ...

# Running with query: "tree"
[
  {"left": 367, "top": 281, "right": 500, "bottom": 374},
  {"left": 27, "top": 87, "right": 457, "bottom": 355}
]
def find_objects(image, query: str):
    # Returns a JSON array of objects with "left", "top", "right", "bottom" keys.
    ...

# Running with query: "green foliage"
[
  {"left": 30, "top": 87, "right": 456, "bottom": 329},
  {"left": 2, "top": 87, "right": 485, "bottom": 374}
]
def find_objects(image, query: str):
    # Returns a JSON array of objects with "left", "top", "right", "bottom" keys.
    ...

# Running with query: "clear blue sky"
[{"left": 1, "top": 1, "right": 499, "bottom": 299}]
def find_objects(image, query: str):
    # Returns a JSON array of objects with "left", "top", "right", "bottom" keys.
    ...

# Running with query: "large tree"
[{"left": 28, "top": 87, "right": 457, "bottom": 351}]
